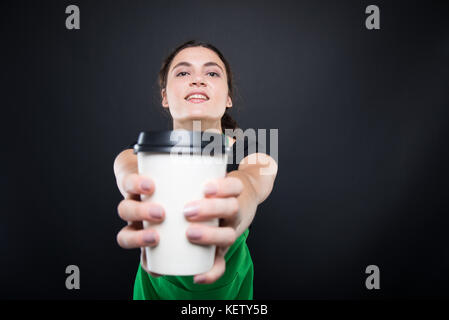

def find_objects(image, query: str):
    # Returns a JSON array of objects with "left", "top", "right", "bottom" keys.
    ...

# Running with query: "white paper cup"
[{"left": 133, "top": 130, "right": 230, "bottom": 275}]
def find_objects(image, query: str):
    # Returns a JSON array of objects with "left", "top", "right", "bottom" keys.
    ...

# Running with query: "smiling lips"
[{"left": 185, "top": 93, "right": 209, "bottom": 104}]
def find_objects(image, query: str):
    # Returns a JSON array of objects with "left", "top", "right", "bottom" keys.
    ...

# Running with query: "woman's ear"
[
  {"left": 161, "top": 88, "right": 169, "bottom": 108},
  {"left": 226, "top": 96, "right": 233, "bottom": 108}
]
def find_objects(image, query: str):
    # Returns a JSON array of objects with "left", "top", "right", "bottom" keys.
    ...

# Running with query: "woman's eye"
[{"left": 176, "top": 71, "right": 219, "bottom": 77}]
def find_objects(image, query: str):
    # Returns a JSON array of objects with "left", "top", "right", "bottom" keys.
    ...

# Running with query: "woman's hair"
[{"left": 158, "top": 40, "right": 239, "bottom": 134}]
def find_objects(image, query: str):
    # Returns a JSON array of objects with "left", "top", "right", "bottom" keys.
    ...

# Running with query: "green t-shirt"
[{"left": 133, "top": 228, "right": 253, "bottom": 300}]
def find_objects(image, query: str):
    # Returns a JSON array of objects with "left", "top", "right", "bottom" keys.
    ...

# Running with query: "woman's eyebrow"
[{"left": 171, "top": 61, "right": 224, "bottom": 73}]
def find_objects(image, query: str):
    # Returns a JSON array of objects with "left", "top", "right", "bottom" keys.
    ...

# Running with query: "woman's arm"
[
  {"left": 227, "top": 152, "right": 278, "bottom": 238},
  {"left": 113, "top": 149, "right": 138, "bottom": 198}
]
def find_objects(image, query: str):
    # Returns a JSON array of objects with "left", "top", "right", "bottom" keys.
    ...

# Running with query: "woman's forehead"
[{"left": 171, "top": 47, "right": 225, "bottom": 70}]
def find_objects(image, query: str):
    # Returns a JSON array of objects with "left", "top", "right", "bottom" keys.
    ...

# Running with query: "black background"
[{"left": 1, "top": 0, "right": 448, "bottom": 299}]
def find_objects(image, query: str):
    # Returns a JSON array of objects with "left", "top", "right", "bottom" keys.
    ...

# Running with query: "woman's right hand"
[{"left": 116, "top": 173, "right": 166, "bottom": 278}]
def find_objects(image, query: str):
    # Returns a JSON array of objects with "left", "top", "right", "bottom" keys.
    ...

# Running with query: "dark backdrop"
[{"left": 1, "top": 0, "right": 448, "bottom": 299}]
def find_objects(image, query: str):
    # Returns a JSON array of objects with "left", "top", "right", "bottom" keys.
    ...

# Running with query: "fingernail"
[
  {"left": 149, "top": 206, "right": 163, "bottom": 219},
  {"left": 204, "top": 182, "right": 218, "bottom": 196},
  {"left": 143, "top": 232, "right": 156, "bottom": 244},
  {"left": 183, "top": 204, "right": 199, "bottom": 217},
  {"left": 141, "top": 179, "right": 153, "bottom": 192},
  {"left": 187, "top": 227, "right": 202, "bottom": 240},
  {"left": 194, "top": 275, "right": 206, "bottom": 284}
]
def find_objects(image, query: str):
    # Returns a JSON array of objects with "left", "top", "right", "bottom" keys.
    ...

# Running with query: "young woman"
[{"left": 113, "top": 40, "right": 278, "bottom": 299}]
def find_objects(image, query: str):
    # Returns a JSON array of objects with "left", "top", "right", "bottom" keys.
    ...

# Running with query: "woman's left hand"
[{"left": 183, "top": 176, "right": 244, "bottom": 284}]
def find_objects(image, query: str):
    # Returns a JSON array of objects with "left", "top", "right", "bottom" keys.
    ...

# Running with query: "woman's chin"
[
  {"left": 189, "top": 108, "right": 205, "bottom": 116},
  {"left": 185, "top": 107, "right": 216, "bottom": 119}
]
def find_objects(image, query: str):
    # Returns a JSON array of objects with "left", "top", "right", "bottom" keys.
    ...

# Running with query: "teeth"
[{"left": 186, "top": 94, "right": 208, "bottom": 100}]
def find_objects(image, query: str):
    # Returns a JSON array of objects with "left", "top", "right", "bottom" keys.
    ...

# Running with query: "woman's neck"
[{"left": 173, "top": 119, "right": 222, "bottom": 134}]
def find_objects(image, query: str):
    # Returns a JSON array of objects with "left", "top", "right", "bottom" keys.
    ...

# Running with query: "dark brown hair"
[{"left": 158, "top": 40, "right": 239, "bottom": 134}]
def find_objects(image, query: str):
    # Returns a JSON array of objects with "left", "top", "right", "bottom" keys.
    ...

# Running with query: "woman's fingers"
[
  {"left": 183, "top": 197, "right": 239, "bottom": 221},
  {"left": 185, "top": 224, "right": 237, "bottom": 247},
  {"left": 116, "top": 170, "right": 165, "bottom": 277},
  {"left": 122, "top": 173, "right": 156, "bottom": 196},
  {"left": 116, "top": 224, "right": 160, "bottom": 249},
  {"left": 202, "top": 177, "right": 243, "bottom": 198},
  {"left": 118, "top": 199, "right": 165, "bottom": 222}
]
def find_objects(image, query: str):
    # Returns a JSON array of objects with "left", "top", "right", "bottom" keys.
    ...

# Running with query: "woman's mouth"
[
  {"left": 185, "top": 93, "right": 209, "bottom": 104},
  {"left": 187, "top": 98, "right": 208, "bottom": 104}
]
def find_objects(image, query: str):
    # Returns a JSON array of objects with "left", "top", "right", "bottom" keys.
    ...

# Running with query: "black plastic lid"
[{"left": 133, "top": 130, "right": 230, "bottom": 155}]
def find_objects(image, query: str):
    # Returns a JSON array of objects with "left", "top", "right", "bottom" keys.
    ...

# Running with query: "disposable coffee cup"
[{"left": 133, "top": 130, "right": 230, "bottom": 275}]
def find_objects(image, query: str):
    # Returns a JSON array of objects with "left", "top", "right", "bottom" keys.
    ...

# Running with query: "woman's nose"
[{"left": 190, "top": 75, "right": 206, "bottom": 87}]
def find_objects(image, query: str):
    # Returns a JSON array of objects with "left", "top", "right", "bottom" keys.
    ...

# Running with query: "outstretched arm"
[{"left": 226, "top": 152, "right": 278, "bottom": 238}]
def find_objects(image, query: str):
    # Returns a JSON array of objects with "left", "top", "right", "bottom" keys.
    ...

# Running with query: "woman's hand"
[
  {"left": 116, "top": 173, "right": 166, "bottom": 278},
  {"left": 183, "top": 176, "right": 244, "bottom": 284}
]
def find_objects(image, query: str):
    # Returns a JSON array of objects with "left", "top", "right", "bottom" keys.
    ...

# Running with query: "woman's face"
[{"left": 161, "top": 47, "right": 232, "bottom": 129}]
